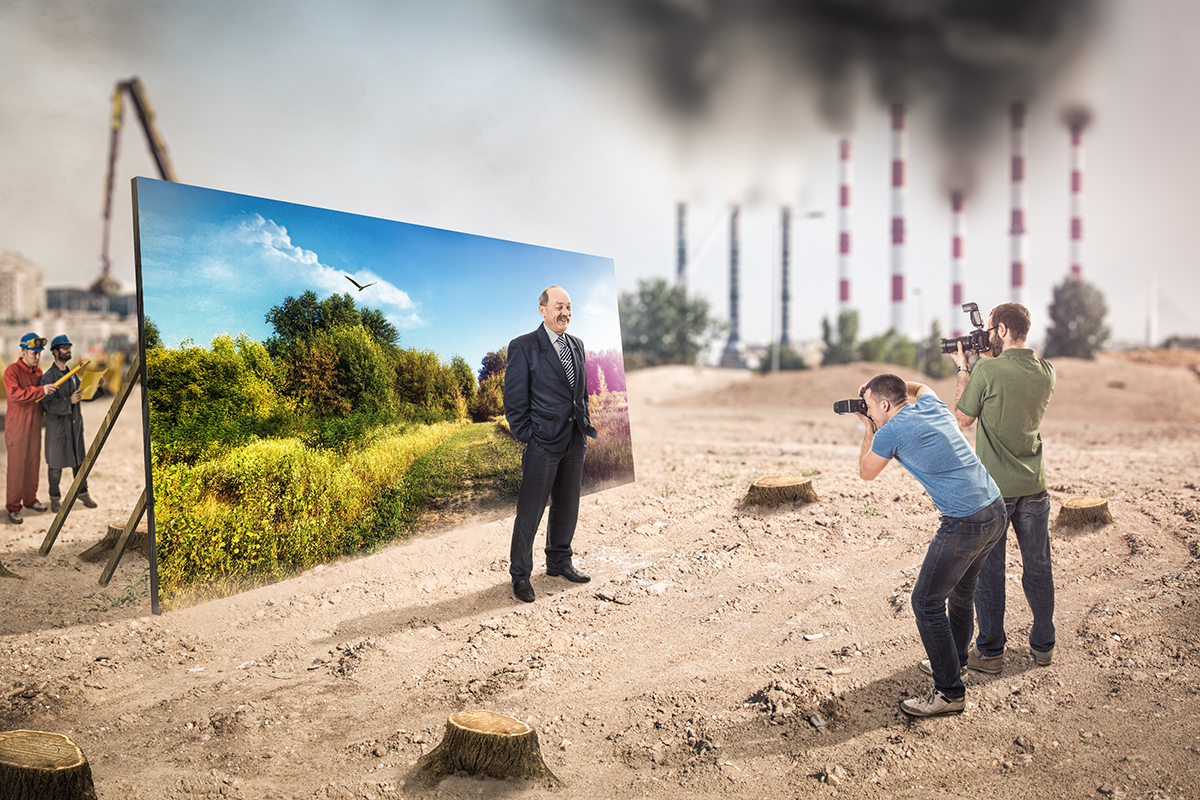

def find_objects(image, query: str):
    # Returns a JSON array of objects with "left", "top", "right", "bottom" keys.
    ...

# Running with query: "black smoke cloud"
[{"left": 530, "top": 0, "right": 1101, "bottom": 191}]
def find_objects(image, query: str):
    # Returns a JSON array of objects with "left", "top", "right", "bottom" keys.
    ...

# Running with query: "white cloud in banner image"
[{"left": 239, "top": 214, "right": 423, "bottom": 331}]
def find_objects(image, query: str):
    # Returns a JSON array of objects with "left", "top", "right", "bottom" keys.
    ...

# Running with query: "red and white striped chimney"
[
  {"left": 838, "top": 138, "right": 852, "bottom": 309},
  {"left": 950, "top": 191, "right": 965, "bottom": 337},
  {"left": 890, "top": 104, "right": 907, "bottom": 332},
  {"left": 1010, "top": 103, "right": 1028, "bottom": 304},
  {"left": 1069, "top": 120, "right": 1085, "bottom": 279}
]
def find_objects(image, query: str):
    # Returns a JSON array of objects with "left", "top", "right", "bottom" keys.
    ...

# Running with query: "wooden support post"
[
  {"left": 0, "top": 730, "right": 97, "bottom": 800},
  {"left": 41, "top": 352, "right": 141, "bottom": 557},
  {"left": 99, "top": 489, "right": 147, "bottom": 587}
]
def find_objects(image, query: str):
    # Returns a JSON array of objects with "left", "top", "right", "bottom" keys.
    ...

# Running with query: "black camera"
[
  {"left": 833, "top": 389, "right": 867, "bottom": 416},
  {"left": 940, "top": 302, "right": 991, "bottom": 355}
]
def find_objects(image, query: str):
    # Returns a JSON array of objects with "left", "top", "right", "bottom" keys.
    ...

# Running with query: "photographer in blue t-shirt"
[{"left": 852, "top": 373, "right": 1007, "bottom": 718}]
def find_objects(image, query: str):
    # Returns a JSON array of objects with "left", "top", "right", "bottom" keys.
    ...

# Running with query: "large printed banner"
[{"left": 133, "top": 178, "right": 633, "bottom": 611}]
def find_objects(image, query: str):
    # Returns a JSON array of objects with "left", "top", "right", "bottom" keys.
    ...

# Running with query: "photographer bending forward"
[{"left": 854, "top": 374, "right": 1006, "bottom": 717}]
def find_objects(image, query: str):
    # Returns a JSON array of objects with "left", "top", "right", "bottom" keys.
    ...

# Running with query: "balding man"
[{"left": 503, "top": 286, "right": 598, "bottom": 603}]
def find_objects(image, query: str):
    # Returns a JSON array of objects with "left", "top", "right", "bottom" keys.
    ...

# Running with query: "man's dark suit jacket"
[{"left": 504, "top": 326, "right": 597, "bottom": 452}]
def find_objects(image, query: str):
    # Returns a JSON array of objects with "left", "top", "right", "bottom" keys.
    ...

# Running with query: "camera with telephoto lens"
[
  {"left": 940, "top": 302, "right": 991, "bottom": 355},
  {"left": 833, "top": 388, "right": 867, "bottom": 416}
]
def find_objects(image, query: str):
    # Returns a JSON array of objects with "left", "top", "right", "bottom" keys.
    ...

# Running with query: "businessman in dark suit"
[{"left": 504, "top": 285, "right": 598, "bottom": 603}]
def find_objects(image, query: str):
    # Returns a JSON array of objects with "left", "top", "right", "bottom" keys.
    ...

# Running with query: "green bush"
[
  {"left": 146, "top": 335, "right": 292, "bottom": 464},
  {"left": 153, "top": 422, "right": 460, "bottom": 608}
]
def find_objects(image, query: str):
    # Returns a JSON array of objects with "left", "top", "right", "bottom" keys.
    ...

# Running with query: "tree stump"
[
  {"left": 0, "top": 730, "right": 97, "bottom": 800},
  {"left": 414, "top": 710, "right": 561, "bottom": 786},
  {"left": 742, "top": 475, "right": 819, "bottom": 507},
  {"left": 77, "top": 521, "right": 150, "bottom": 563},
  {"left": 1055, "top": 496, "right": 1115, "bottom": 528}
]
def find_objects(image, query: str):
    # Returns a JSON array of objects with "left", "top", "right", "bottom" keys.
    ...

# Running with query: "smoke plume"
[{"left": 533, "top": 0, "right": 1101, "bottom": 193}]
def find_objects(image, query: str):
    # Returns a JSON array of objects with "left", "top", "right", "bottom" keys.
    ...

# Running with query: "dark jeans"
[
  {"left": 509, "top": 432, "right": 586, "bottom": 581},
  {"left": 912, "top": 497, "right": 1007, "bottom": 698},
  {"left": 974, "top": 490, "right": 1055, "bottom": 657},
  {"left": 48, "top": 466, "right": 87, "bottom": 498}
]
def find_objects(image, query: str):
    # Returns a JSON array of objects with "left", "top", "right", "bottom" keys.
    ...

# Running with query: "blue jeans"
[
  {"left": 974, "top": 490, "right": 1055, "bottom": 657},
  {"left": 912, "top": 497, "right": 1007, "bottom": 698}
]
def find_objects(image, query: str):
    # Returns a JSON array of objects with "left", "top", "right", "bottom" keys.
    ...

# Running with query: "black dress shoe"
[
  {"left": 512, "top": 579, "right": 535, "bottom": 603},
  {"left": 546, "top": 564, "right": 591, "bottom": 583}
]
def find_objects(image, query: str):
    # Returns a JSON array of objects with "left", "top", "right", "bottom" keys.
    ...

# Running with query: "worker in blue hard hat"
[
  {"left": 41, "top": 334, "right": 98, "bottom": 512},
  {"left": 5, "top": 333, "right": 57, "bottom": 524}
]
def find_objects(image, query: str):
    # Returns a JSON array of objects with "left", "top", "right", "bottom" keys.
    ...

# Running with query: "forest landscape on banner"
[{"left": 133, "top": 178, "right": 633, "bottom": 610}]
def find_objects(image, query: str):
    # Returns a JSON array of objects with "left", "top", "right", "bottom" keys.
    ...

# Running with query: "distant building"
[
  {"left": 46, "top": 287, "right": 137, "bottom": 317},
  {"left": 0, "top": 252, "right": 46, "bottom": 324},
  {"left": 0, "top": 252, "right": 138, "bottom": 360}
]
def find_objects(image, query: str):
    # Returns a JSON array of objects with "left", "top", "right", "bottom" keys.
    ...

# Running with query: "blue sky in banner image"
[{"left": 133, "top": 178, "right": 623, "bottom": 371}]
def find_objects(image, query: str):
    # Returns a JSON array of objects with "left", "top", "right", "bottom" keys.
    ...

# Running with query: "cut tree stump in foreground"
[
  {"left": 1055, "top": 496, "right": 1115, "bottom": 528},
  {"left": 414, "top": 710, "right": 561, "bottom": 786},
  {"left": 0, "top": 730, "right": 97, "bottom": 800},
  {"left": 77, "top": 521, "right": 150, "bottom": 563},
  {"left": 743, "top": 475, "right": 819, "bottom": 507}
]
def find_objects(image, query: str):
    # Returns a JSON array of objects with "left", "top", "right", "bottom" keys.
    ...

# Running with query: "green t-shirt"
[{"left": 956, "top": 348, "right": 1055, "bottom": 497}]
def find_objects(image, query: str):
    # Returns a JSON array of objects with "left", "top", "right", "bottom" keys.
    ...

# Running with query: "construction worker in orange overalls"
[{"left": 5, "top": 333, "right": 57, "bottom": 524}]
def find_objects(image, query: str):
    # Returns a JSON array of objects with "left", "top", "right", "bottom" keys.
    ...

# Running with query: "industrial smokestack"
[
  {"left": 1010, "top": 102, "right": 1028, "bottom": 304},
  {"left": 1068, "top": 118, "right": 1086, "bottom": 279},
  {"left": 676, "top": 201, "right": 687, "bottom": 288},
  {"left": 890, "top": 104, "right": 907, "bottom": 332},
  {"left": 950, "top": 191, "right": 965, "bottom": 337},
  {"left": 780, "top": 206, "right": 791, "bottom": 348},
  {"left": 720, "top": 204, "right": 744, "bottom": 368},
  {"left": 838, "top": 138, "right": 852, "bottom": 309}
]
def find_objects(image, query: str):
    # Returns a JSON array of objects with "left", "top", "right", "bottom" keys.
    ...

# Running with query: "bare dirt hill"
[{"left": 1, "top": 358, "right": 1198, "bottom": 799}]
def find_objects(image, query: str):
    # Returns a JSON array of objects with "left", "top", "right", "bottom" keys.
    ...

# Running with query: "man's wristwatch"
[{"left": 957, "top": 366, "right": 970, "bottom": 374}]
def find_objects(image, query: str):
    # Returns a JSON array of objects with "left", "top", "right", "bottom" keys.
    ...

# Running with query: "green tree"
[
  {"left": 360, "top": 306, "right": 399, "bottom": 349},
  {"left": 758, "top": 344, "right": 808, "bottom": 373},
  {"left": 471, "top": 373, "right": 506, "bottom": 422},
  {"left": 143, "top": 317, "right": 161, "bottom": 350},
  {"left": 860, "top": 329, "right": 918, "bottom": 369},
  {"left": 478, "top": 347, "right": 507, "bottom": 384},
  {"left": 392, "top": 348, "right": 459, "bottom": 420},
  {"left": 821, "top": 308, "right": 860, "bottom": 365},
  {"left": 449, "top": 354, "right": 477, "bottom": 405},
  {"left": 919, "top": 319, "right": 956, "bottom": 379},
  {"left": 618, "top": 278, "right": 723, "bottom": 368},
  {"left": 1044, "top": 277, "right": 1111, "bottom": 359},
  {"left": 265, "top": 290, "right": 396, "bottom": 354}
]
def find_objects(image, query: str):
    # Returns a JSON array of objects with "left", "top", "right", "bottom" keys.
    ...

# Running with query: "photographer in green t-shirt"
[{"left": 950, "top": 302, "right": 1056, "bottom": 674}]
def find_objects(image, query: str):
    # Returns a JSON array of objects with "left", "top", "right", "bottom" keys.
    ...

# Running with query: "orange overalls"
[{"left": 5, "top": 359, "right": 45, "bottom": 513}]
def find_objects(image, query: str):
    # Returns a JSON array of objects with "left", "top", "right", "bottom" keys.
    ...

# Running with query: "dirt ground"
[{"left": 2, "top": 354, "right": 1199, "bottom": 799}]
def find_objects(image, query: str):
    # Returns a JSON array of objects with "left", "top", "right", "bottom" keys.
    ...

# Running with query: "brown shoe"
[
  {"left": 967, "top": 645, "right": 1004, "bottom": 675},
  {"left": 78, "top": 493, "right": 98, "bottom": 509}
]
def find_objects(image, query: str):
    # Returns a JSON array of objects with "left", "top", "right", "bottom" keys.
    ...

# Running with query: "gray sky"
[{"left": 2, "top": 0, "right": 1198, "bottom": 353}]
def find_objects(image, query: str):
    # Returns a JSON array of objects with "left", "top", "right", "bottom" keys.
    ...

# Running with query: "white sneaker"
[{"left": 900, "top": 690, "right": 965, "bottom": 718}]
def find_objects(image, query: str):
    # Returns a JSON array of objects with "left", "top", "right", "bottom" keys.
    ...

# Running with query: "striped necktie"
[{"left": 556, "top": 336, "right": 575, "bottom": 388}]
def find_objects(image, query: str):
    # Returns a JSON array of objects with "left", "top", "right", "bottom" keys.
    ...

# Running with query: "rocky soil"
[{"left": 2, "top": 355, "right": 1199, "bottom": 799}]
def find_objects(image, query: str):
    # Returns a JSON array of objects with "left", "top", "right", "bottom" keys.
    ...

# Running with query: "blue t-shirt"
[{"left": 871, "top": 392, "right": 1001, "bottom": 518}]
